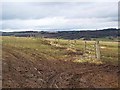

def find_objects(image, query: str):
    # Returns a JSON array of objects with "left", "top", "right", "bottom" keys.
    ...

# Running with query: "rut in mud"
[{"left": 2, "top": 45, "right": 118, "bottom": 88}]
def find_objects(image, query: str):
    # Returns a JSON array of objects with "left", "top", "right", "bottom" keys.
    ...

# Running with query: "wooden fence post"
[
  {"left": 74, "top": 40, "right": 76, "bottom": 44},
  {"left": 95, "top": 41, "right": 101, "bottom": 60},
  {"left": 70, "top": 40, "right": 72, "bottom": 48},
  {"left": 84, "top": 40, "right": 87, "bottom": 53},
  {"left": 58, "top": 38, "right": 59, "bottom": 42},
  {"left": 68, "top": 40, "right": 70, "bottom": 43}
]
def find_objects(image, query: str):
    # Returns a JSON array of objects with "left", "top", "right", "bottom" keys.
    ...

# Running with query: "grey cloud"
[
  {"left": 2, "top": 2, "right": 117, "bottom": 20},
  {"left": 1, "top": 2, "right": 118, "bottom": 31}
]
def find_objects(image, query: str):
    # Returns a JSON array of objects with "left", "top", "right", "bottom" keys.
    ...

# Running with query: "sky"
[{"left": 0, "top": 0, "right": 119, "bottom": 32}]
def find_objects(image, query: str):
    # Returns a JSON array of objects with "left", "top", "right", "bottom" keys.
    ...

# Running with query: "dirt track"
[{"left": 2, "top": 46, "right": 119, "bottom": 88}]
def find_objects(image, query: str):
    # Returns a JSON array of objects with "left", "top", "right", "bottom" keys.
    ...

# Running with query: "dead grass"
[{"left": 2, "top": 36, "right": 118, "bottom": 88}]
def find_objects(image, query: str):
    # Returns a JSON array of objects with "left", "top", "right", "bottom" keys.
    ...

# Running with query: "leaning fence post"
[{"left": 96, "top": 41, "right": 101, "bottom": 60}]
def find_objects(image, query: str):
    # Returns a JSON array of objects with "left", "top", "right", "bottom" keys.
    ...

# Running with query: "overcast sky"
[{"left": 0, "top": 0, "right": 118, "bottom": 32}]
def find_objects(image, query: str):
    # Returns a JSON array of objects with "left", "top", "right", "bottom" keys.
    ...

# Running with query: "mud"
[{"left": 2, "top": 46, "right": 118, "bottom": 88}]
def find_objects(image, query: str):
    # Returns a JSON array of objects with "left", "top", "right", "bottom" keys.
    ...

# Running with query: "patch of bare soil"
[{"left": 2, "top": 46, "right": 118, "bottom": 88}]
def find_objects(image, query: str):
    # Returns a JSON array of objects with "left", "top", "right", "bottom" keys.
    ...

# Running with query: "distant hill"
[{"left": 1, "top": 28, "right": 119, "bottom": 40}]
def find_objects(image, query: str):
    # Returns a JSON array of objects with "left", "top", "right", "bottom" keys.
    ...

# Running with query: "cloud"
[
  {"left": 2, "top": 17, "right": 117, "bottom": 31},
  {"left": 1, "top": 0, "right": 119, "bottom": 2},
  {"left": 2, "top": 2, "right": 117, "bottom": 19},
  {"left": 1, "top": 2, "right": 118, "bottom": 31}
]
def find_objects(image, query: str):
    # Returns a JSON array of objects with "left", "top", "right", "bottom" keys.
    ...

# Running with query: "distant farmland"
[{"left": 1, "top": 28, "right": 119, "bottom": 40}]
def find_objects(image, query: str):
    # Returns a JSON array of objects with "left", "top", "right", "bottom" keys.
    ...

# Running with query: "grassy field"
[
  {"left": 2, "top": 36, "right": 119, "bottom": 88},
  {"left": 2, "top": 36, "right": 118, "bottom": 65}
]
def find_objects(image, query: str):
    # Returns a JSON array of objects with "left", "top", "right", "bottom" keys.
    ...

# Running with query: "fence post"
[
  {"left": 57, "top": 38, "right": 59, "bottom": 42},
  {"left": 70, "top": 40, "right": 72, "bottom": 48},
  {"left": 74, "top": 40, "right": 76, "bottom": 44},
  {"left": 84, "top": 40, "right": 87, "bottom": 53},
  {"left": 95, "top": 41, "right": 101, "bottom": 60},
  {"left": 68, "top": 40, "right": 70, "bottom": 43}
]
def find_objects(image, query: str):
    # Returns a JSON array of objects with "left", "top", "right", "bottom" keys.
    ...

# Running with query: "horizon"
[{"left": 1, "top": 28, "right": 118, "bottom": 33}]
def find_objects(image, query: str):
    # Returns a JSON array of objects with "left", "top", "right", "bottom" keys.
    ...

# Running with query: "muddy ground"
[{"left": 2, "top": 46, "right": 119, "bottom": 88}]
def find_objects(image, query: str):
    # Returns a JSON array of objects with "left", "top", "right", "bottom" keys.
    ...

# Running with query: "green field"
[{"left": 2, "top": 36, "right": 118, "bottom": 65}]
